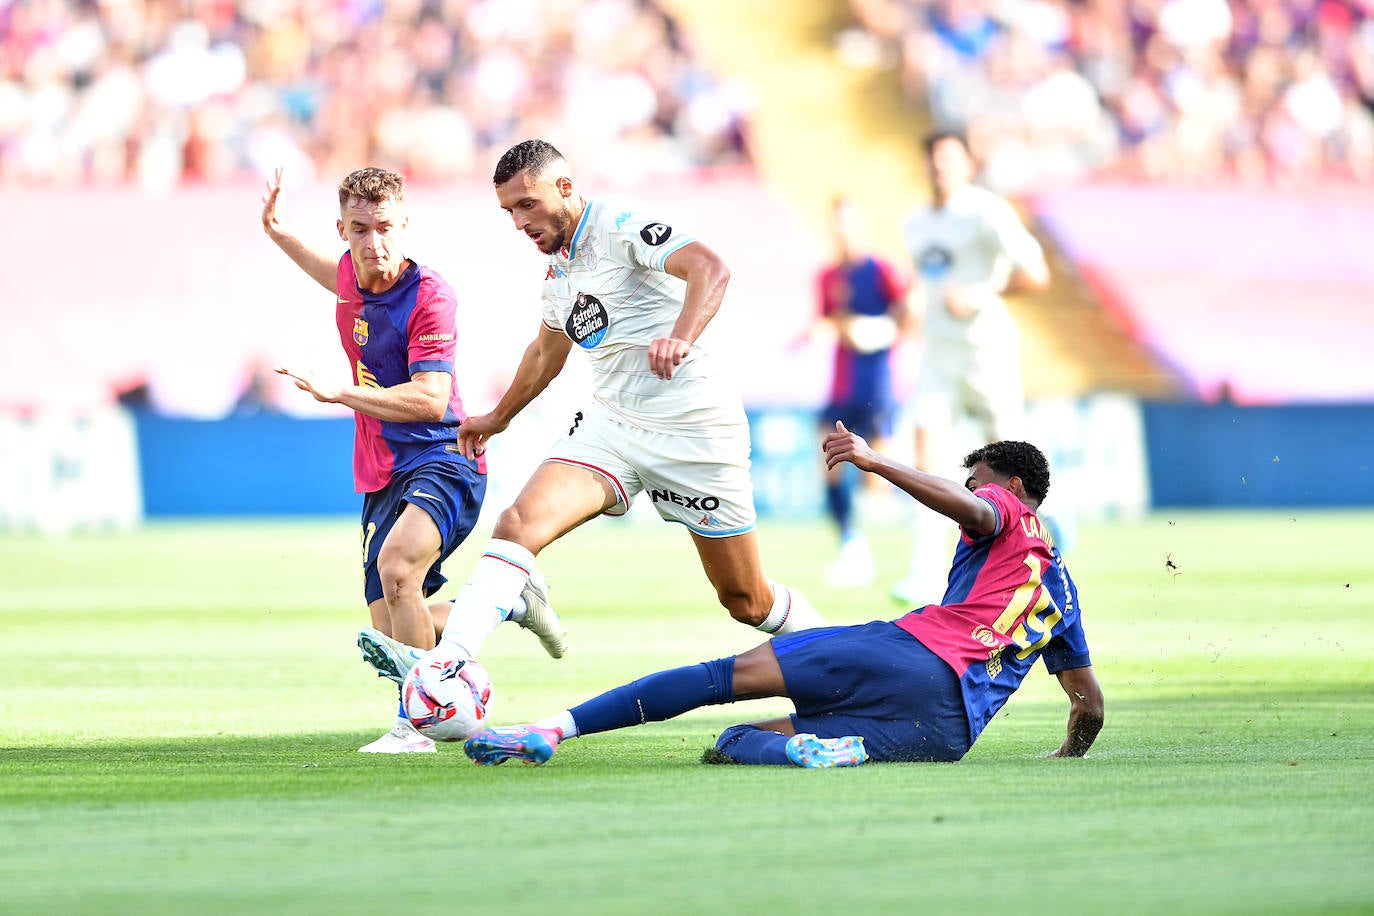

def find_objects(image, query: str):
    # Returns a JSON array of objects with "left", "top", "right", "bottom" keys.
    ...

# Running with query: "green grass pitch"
[{"left": 2, "top": 510, "right": 1372, "bottom": 915}]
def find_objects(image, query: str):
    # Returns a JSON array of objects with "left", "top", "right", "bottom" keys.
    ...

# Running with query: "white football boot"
[
  {"left": 358, "top": 718, "right": 436, "bottom": 754},
  {"left": 517, "top": 571, "right": 568, "bottom": 659}
]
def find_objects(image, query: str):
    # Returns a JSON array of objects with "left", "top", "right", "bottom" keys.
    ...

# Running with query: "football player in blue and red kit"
[
  {"left": 261, "top": 167, "right": 487, "bottom": 754},
  {"left": 810, "top": 196, "right": 908, "bottom": 587},
  {"left": 464, "top": 434, "right": 1103, "bottom": 768}
]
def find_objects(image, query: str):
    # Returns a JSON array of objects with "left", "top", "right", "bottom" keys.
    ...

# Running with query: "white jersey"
[
  {"left": 539, "top": 195, "right": 744, "bottom": 436},
  {"left": 901, "top": 184, "right": 1044, "bottom": 347}
]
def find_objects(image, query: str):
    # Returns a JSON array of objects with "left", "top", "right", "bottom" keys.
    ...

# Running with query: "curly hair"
[
  {"left": 963, "top": 441, "right": 1050, "bottom": 504},
  {"left": 493, "top": 138, "right": 567, "bottom": 185},
  {"left": 338, "top": 167, "right": 405, "bottom": 208}
]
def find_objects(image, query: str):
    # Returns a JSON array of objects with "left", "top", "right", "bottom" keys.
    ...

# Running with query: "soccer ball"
[{"left": 401, "top": 655, "right": 493, "bottom": 742}]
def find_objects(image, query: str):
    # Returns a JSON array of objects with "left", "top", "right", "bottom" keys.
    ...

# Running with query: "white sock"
[
  {"left": 535, "top": 710, "right": 578, "bottom": 739},
  {"left": 756, "top": 581, "right": 826, "bottom": 634},
  {"left": 438, "top": 538, "right": 536, "bottom": 657},
  {"left": 506, "top": 594, "right": 530, "bottom": 624}
]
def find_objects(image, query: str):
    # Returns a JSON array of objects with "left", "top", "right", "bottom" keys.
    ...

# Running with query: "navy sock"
[
  {"left": 570, "top": 657, "right": 734, "bottom": 736},
  {"left": 714, "top": 723, "right": 793, "bottom": 765},
  {"left": 825, "top": 468, "right": 855, "bottom": 539}
]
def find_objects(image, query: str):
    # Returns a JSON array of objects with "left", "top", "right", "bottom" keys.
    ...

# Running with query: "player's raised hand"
[
  {"left": 275, "top": 365, "right": 341, "bottom": 404},
  {"left": 823, "top": 420, "right": 879, "bottom": 472},
  {"left": 647, "top": 336, "right": 691, "bottom": 380},
  {"left": 259, "top": 169, "right": 340, "bottom": 293},
  {"left": 261, "top": 167, "right": 286, "bottom": 236},
  {"left": 456, "top": 412, "right": 509, "bottom": 460}
]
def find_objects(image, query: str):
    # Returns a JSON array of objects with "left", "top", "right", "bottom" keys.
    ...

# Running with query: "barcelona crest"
[{"left": 352, "top": 317, "right": 369, "bottom": 346}]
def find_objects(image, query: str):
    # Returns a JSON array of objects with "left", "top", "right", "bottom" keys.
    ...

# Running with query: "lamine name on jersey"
[{"left": 540, "top": 195, "right": 745, "bottom": 436}]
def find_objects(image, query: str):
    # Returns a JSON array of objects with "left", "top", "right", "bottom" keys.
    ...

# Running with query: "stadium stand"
[
  {"left": 663, "top": 0, "right": 1182, "bottom": 401},
  {"left": 11, "top": 0, "right": 1362, "bottom": 408},
  {"left": 815, "top": 0, "right": 1371, "bottom": 403},
  {"left": 839, "top": 0, "right": 1373, "bottom": 192},
  {"left": 0, "top": 0, "right": 752, "bottom": 188}
]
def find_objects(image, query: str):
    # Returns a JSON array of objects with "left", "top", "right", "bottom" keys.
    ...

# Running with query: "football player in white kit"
[
  {"left": 357, "top": 139, "right": 825, "bottom": 682},
  {"left": 892, "top": 131, "right": 1051, "bottom": 606}
]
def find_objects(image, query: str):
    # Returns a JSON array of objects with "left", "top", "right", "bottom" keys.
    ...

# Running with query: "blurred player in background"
[
  {"left": 357, "top": 138, "right": 826, "bottom": 686},
  {"left": 261, "top": 167, "right": 487, "bottom": 754},
  {"left": 893, "top": 131, "right": 1051, "bottom": 606},
  {"left": 463, "top": 433, "right": 1103, "bottom": 768},
  {"left": 805, "top": 196, "right": 907, "bottom": 587}
]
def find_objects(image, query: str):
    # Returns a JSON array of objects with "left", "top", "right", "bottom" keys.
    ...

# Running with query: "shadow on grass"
[
  {"left": 0, "top": 722, "right": 741, "bottom": 805},
  {"left": 6, "top": 682, "right": 1370, "bottom": 803}
]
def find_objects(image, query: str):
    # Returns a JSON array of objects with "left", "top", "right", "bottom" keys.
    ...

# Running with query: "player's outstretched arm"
[
  {"left": 822, "top": 421, "right": 998, "bottom": 534},
  {"left": 455, "top": 324, "right": 573, "bottom": 460},
  {"left": 275, "top": 366, "right": 451, "bottom": 422},
  {"left": 261, "top": 167, "right": 339, "bottom": 294},
  {"left": 651, "top": 241, "right": 730, "bottom": 380},
  {"left": 1004, "top": 255, "right": 1051, "bottom": 296},
  {"left": 990, "top": 198, "right": 1051, "bottom": 296},
  {"left": 1049, "top": 665, "right": 1104, "bottom": 758}
]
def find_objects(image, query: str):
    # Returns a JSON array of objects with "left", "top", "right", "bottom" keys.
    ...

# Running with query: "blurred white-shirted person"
[{"left": 893, "top": 131, "right": 1051, "bottom": 605}]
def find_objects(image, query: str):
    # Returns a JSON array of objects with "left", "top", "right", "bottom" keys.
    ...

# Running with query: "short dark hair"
[
  {"left": 963, "top": 441, "right": 1050, "bottom": 504},
  {"left": 922, "top": 129, "right": 971, "bottom": 159},
  {"left": 493, "top": 139, "right": 566, "bottom": 185},
  {"left": 338, "top": 167, "right": 405, "bottom": 208}
]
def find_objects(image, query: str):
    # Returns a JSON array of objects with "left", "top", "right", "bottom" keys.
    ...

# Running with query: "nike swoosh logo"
[
  {"left": 337, "top": 297, "right": 350, "bottom": 303},
  {"left": 411, "top": 489, "right": 442, "bottom": 502}
]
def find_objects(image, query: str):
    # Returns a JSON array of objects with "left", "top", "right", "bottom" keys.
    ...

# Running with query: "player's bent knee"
[
  {"left": 491, "top": 504, "right": 526, "bottom": 539},
  {"left": 719, "top": 592, "right": 768, "bottom": 627},
  {"left": 491, "top": 503, "right": 552, "bottom": 546},
  {"left": 376, "top": 556, "right": 427, "bottom": 601}
]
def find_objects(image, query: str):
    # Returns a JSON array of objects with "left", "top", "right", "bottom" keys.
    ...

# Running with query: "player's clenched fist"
[
  {"left": 456, "top": 413, "right": 507, "bottom": 460},
  {"left": 647, "top": 337, "right": 691, "bottom": 380}
]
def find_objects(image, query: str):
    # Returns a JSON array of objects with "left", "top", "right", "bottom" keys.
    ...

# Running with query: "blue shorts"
[
  {"left": 821, "top": 401, "right": 895, "bottom": 442},
  {"left": 772, "top": 620, "right": 972, "bottom": 762},
  {"left": 359, "top": 456, "right": 486, "bottom": 604}
]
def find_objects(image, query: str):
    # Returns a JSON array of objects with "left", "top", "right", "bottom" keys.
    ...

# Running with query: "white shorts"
[
  {"left": 913, "top": 338, "right": 1024, "bottom": 442},
  {"left": 543, "top": 401, "right": 756, "bottom": 537}
]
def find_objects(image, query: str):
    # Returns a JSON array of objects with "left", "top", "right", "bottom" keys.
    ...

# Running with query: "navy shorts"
[
  {"left": 772, "top": 620, "right": 972, "bottom": 762},
  {"left": 821, "top": 400, "right": 895, "bottom": 442},
  {"left": 359, "top": 456, "right": 486, "bottom": 604}
]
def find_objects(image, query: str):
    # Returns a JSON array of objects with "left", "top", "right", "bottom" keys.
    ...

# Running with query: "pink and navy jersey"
[
  {"left": 335, "top": 254, "right": 484, "bottom": 493},
  {"left": 818, "top": 256, "right": 904, "bottom": 408},
  {"left": 896, "top": 484, "right": 1091, "bottom": 741}
]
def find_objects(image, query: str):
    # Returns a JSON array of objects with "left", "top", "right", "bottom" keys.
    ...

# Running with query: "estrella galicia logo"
[
  {"left": 566, "top": 292, "right": 609, "bottom": 349},
  {"left": 918, "top": 245, "right": 954, "bottom": 280},
  {"left": 640, "top": 223, "right": 672, "bottom": 246}
]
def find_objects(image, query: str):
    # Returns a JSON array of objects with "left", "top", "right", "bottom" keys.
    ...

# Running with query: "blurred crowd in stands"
[
  {"left": 0, "top": 0, "right": 753, "bottom": 190},
  {"left": 844, "top": 0, "right": 1374, "bottom": 192},
  {"left": 8, "top": 0, "right": 1365, "bottom": 195}
]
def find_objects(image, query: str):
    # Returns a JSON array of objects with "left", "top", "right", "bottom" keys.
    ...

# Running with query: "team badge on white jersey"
[{"left": 536, "top": 195, "right": 744, "bottom": 436}]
